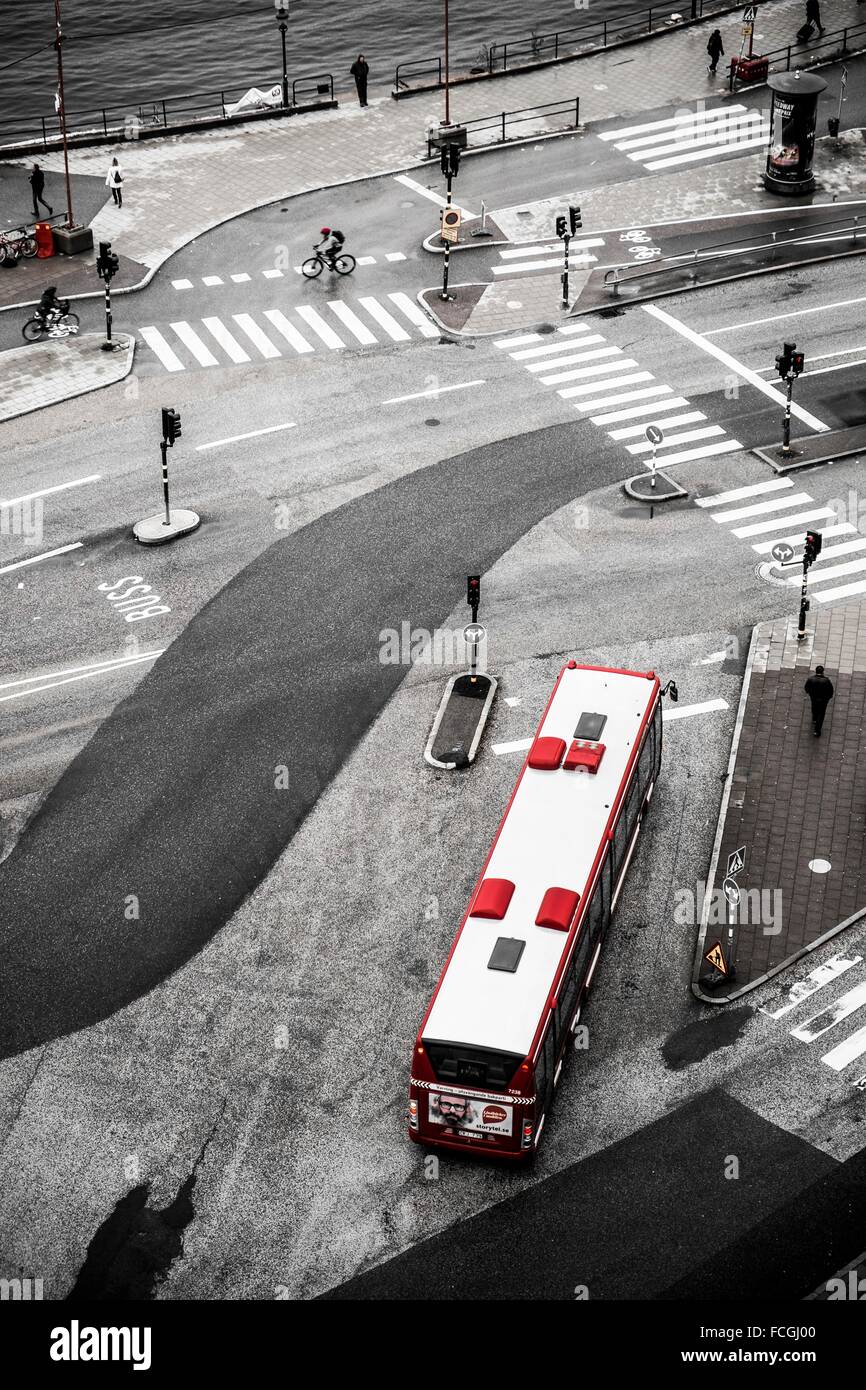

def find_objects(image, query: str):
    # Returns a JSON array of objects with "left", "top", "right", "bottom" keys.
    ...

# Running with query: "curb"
[
  {"left": 753, "top": 440, "right": 866, "bottom": 472},
  {"left": 623, "top": 470, "right": 688, "bottom": 501},
  {"left": 0, "top": 332, "right": 135, "bottom": 422}
]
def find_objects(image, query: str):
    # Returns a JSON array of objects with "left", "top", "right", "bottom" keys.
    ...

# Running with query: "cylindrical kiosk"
[{"left": 764, "top": 71, "right": 827, "bottom": 196}]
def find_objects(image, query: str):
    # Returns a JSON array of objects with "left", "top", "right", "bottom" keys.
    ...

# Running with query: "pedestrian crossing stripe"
[
  {"left": 140, "top": 293, "right": 438, "bottom": 370},
  {"left": 598, "top": 104, "right": 771, "bottom": 173},
  {"left": 705, "top": 942, "right": 728, "bottom": 974}
]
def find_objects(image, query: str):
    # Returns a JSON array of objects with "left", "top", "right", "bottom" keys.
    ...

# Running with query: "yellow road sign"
[{"left": 705, "top": 942, "right": 728, "bottom": 975}]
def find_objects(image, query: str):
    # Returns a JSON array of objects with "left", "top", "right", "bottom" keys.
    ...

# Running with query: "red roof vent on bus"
[
  {"left": 563, "top": 740, "right": 606, "bottom": 774},
  {"left": 470, "top": 877, "right": 515, "bottom": 920},
  {"left": 528, "top": 736, "right": 566, "bottom": 771},
  {"left": 535, "top": 886, "right": 580, "bottom": 932}
]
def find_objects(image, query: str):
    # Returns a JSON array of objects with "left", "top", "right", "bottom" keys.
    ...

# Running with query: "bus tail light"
[
  {"left": 408, "top": 1099, "right": 419, "bottom": 1130},
  {"left": 521, "top": 1120, "right": 534, "bottom": 1150}
]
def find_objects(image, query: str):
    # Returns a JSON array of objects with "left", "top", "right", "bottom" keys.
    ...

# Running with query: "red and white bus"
[{"left": 408, "top": 660, "right": 663, "bottom": 1160}]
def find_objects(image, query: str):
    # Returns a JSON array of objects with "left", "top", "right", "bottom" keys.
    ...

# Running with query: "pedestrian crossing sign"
[
  {"left": 705, "top": 942, "right": 728, "bottom": 975},
  {"left": 727, "top": 846, "right": 746, "bottom": 876},
  {"left": 743, "top": 5, "right": 757, "bottom": 20}
]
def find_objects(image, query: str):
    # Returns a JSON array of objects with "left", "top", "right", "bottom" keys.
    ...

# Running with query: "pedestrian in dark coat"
[
  {"left": 29, "top": 163, "right": 53, "bottom": 218},
  {"left": 805, "top": 664, "right": 834, "bottom": 736},
  {"left": 805, "top": 0, "right": 824, "bottom": 33},
  {"left": 706, "top": 30, "right": 724, "bottom": 74},
  {"left": 351, "top": 54, "right": 369, "bottom": 107}
]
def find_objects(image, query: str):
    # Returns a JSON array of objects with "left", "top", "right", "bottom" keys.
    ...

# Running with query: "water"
[{"left": 0, "top": 0, "right": 650, "bottom": 126}]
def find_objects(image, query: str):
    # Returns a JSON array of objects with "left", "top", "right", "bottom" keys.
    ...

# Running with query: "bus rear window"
[{"left": 423, "top": 1040, "right": 523, "bottom": 1090}]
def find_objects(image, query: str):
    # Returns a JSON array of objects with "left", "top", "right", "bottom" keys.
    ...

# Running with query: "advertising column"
[{"left": 764, "top": 71, "right": 828, "bottom": 195}]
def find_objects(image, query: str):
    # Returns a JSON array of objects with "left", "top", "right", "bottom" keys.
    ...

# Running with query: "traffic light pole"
[
  {"left": 101, "top": 279, "right": 113, "bottom": 351},
  {"left": 782, "top": 372, "right": 794, "bottom": 456},
  {"left": 561, "top": 231, "right": 571, "bottom": 309},
  {"left": 798, "top": 549, "right": 810, "bottom": 642},
  {"left": 440, "top": 168, "right": 454, "bottom": 302}
]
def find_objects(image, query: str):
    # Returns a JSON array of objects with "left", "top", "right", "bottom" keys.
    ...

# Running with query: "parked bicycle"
[
  {"left": 22, "top": 304, "right": 80, "bottom": 342},
  {"left": 0, "top": 227, "right": 39, "bottom": 263},
  {"left": 301, "top": 246, "right": 356, "bottom": 278}
]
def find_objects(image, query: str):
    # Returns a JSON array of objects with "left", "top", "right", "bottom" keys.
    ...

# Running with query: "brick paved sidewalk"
[
  {"left": 0, "top": 334, "right": 134, "bottom": 422},
  {"left": 694, "top": 601, "right": 866, "bottom": 1003},
  {"left": 0, "top": 0, "right": 859, "bottom": 301}
]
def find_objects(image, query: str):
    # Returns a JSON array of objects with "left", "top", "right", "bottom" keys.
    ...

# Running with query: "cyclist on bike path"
[
  {"left": 316, "top": 227, "right": 345, "bottom": 269},
  {"left": 37, "top": 286, "right": 64, "bottom": 324}
]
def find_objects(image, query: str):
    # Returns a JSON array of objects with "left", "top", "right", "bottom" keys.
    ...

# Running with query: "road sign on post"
[
  {"left": 133, "top": 409, "right": 201, "bottom": 545},
  {"left": 424, "top": 575, "right": 497, "bottom": 769}
]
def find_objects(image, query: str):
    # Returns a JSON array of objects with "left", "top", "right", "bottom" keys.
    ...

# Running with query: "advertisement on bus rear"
[{"left": 428, "top": 1092, "right": 514, "bottom": 1137}]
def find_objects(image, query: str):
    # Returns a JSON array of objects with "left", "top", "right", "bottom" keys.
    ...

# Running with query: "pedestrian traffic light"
[
  {"left": 804, "top": 531, "right": 822, "bottom": 566},
  {"left": 791, "top": 350, "right": 805, "bottom": 376},
  {"left": 467, "top": 574, "right": 480, "bottom": 616},
  {"left": 440, "top": 142, "right": 460, "bottom": 177},
  {"left": 162, "top": 407, "right": 182, "bottom": 445},
  {"left": 556, "top": 214, "right": 568, "bottom": 239},
  {"left": 97, "top": 240, "right": 120, "bottom": 281},
  {"left": 569, "top": 205, "right": 582, "bottom": 235}
]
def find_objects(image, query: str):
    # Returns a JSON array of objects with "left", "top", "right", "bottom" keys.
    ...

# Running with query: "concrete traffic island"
[
  {"left": 694, "top": 600, "right": 866, "bottom": 1003},
  {"left": 0, "top": 332, "right": 134, "bottom": 421}
]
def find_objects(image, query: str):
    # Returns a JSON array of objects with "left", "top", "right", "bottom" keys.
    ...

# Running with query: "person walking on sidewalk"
[
  {"left": 805, "top": 0, "right": 825, "bottom": 34},
  {"left": 706, "top": 30, "right": 725, "bottom": 75},
  {"left": 29, "top": 163, "right": 53, "bottom": 219},
  {"left": 350, "top": 54, "right": 369, "bottom": 106},
  {"left": 805, "top": 664, "right": 834, "bottom": 736},
  {"left": 106, "top": 156, "right": 124, "bottom": 207}
]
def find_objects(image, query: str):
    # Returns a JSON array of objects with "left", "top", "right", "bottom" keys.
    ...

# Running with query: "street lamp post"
[
  {"left": 444, "top": 0, "right": 451, "bottom": 125},
  {"left": 53, "top": 0, "right": 74, "bottom": 228},
  {"left": 274, "top": 0, "right": 290, "bottom": 109}
]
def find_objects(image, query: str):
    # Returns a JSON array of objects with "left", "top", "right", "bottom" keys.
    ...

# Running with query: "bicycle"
[
  {"left": 301, "top": 246, "right": 356, "bottom": 278},
  {"left": 22, "top": 305, "right": 80, "bottom": 342},
  {"left": 0, "top": 227, "right": 39, "bottom": 263}
]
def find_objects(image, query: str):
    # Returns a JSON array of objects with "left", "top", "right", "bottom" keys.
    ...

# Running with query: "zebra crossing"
[
  {"left": 170, "top": 253, "right": 407, "bottom": 290},
  {"left": 491, "top": 238, "right": 606, "bottom": 278},
  {"left": 496, "top": 321, "right": 743, "bottom": 469},
  {"left": 596, "top": 103, "right": 771, "bottom": 173},
  {"left": 139, "top": 292, "right": 439, "bottom": 371},
  {"left": 697, "top": 478, "right": 866, "bottom": 604},
  {"left": 761, "top": 953, "right": 866, "bottom": 1087}
]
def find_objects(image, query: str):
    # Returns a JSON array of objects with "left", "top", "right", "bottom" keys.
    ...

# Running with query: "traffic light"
[
  {"left": 804, "top": 531, "right": 822, "bottom": 566},
  {"left": 97, "top": 240, "right": 120, "bottom": 281},
  {"left": 569, "top": 205, "right": 582, "bottom": 235},
  {"left": 555, "top": 214, "right": 568, "bottom": 239},
  {"left": 467, "top": 574, "right": 480, "bottom": 615},
  {"left": 162, "top": 407, "right": 182, "bottom": 445},
  {"left": 440, "top": 142, "right": 460, "bottom": 177},
  {"left": 776, "top": 341, "right": 796, "bottom": 378},
  {"left": 791, "top": 350, "right": 805, "bottom": 376}
]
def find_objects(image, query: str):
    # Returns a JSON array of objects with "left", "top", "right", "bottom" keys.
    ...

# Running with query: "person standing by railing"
[
  {"left": 351, "top": 54, "right": 369, "bottom": 106},
  {"left": 106, "top": 156, "right": 124, "bottom": 208}
]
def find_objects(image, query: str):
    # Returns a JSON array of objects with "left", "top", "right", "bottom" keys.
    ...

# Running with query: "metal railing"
[
  {"left": 604, "top": 210, "right": 864, "bottom": 294},
  {"left": 425, "top": 97, "right": 581, "bottom": 156},
  {"left": 395, "top": 1, "right": 710, "bottom": 91},
  {"left": 0, "top": 74, "right": 336, "bottom": 153},
  {"left": 729, "top": 19, "right": 866, "bottom": 88}
]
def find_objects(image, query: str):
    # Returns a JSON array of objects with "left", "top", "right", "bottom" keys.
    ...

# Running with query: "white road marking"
[
  {"left": 822, "top": 1022, "right": 866, "bottom": 1073},
  {"left": 588, "top": 391, "right": 685, "bottom": 423},
  {"left": 356, "top": 256, "right": 377, "bottom": 266},
  {"left": 608, "top": 411, "right": 706, "bottom": 440},
  {"left": 493, "top": 737, "right": 533, "bottom": 756},
  {"left": 809, "top": 537, "right": 866, "bottom": 564},
  {"left": 801, "top": 556, "right": 866, "bottom": 586},
  {"left": 596, "top": 105, "right": 750, "bottom": 140},
  {"left": 558, "top": 371, "right": 655, "bottom": 399},
  {"left": 196, "top": 423, "right": 297, "bottom": 451},
  {"left": 711, "top": 492, "right": 813, "bottom": 522},
  {"left": 230, "top": 272, "right": 251, "bottom": 283},
  {"left": 393, "top": 172, "right": 476, "bottom": 217},
  {"left": 642, "top": 303, "right": 830, "bottom": 433},
  {"left": 494, "top": 333, "right": 542, "bottom": 349},
  {"left": 643, "top": 132, "right": 769, "bottom": 171},
  {"left": 357, "top": 295, "right": 410, "bottom": 342},
  {"left": 512, "top": 335, "right": 598, "bottom": 360},
  {"left": 326, "top": 300, "right": 378, "bottom": 345},
  {"left": 790, "top": 357, "right": 866, "bottom": 380},
  {"left": 814, "top": 576, "right": 866, "bottom": 603},
  {"left": 493, "top": 254, "right": 598, "bottom": 276},
  {"left": 201, "top": 316, "right": 250, "bottom": 363},
  {"left": 382, "top": 380, "right": 485, "bottom": 405},
  {"left": 388, "top": 291, "right": 440, "bottom": 337},
  {"left": 696, "top": 478, "right": 794, "bottom": 508},
  {"left": 140, "top": 326, "right": 185, "bottom": 371},
  {"left": 0, "top": 650, "right": 162, "bottom": 702},
  {"left": 0, "top": 474, "right": 100, "bottom": 508},
  {"left": 663, "top": 698, "right": 729, "bottom": 721},
  {"left": 171, "top": 278, "right": 193, "bottom": 290},
  {"left": 696, "top": 650, "right": 727, "bottom": 664},
  {"left": 202, "top": 275, "right": 224, "bottom": 286},
  {"left": 543, "top": 357, "right": 638, "bottom": 386},
  {"left": 751, "top": 522, "right": 855, "bottom": 554},
  {"left": 170, "top": 321, "right": 218, "bottom": 367},
  {"left": 0, "top": 542, "right": 83, "bottom": 576},
  {"left": 263, "top": 309, "right": 314, "bottom": 354},
  {"left": 385, "top": 251, "right": 407, "bottom": 262},
  {"left": 705, "top": 295, "right": 866, "bottom": 335},
  {"left": 760, "top": 954, "right": 863, "bottom": 1019},
  {"left": 296, "top": 305, "right": 345, "bottom": 348},
  {"left": 262, "top": 268, "right": 283, "bottom": 279},
  {"left": 626, "top": 425, "right": 725, "bottom": 454},
  {"left": 232, "top": 313, "right": 281, "bottom": 358},
  {"left": 639, "top": 438, "right": 741, "bottom": 468},
  {"left": 498, "top": 240, "right": 603, "bottom": 259},
  {"left": 615, "top": 111, "right": 767, "bottom": 152},
  {"left": 792, "top": 980, "right": 866, "bottom": 1042},
  {"left": 732, "top": 505, "right": 836, "bottom": 538},
  {"left": 523, "top": 342, "right": 613, "bottom": 371}
]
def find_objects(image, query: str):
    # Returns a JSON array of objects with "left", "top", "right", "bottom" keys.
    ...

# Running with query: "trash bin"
[{"left": 34, "top": 221, "right": 55, "bottom": 258}]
